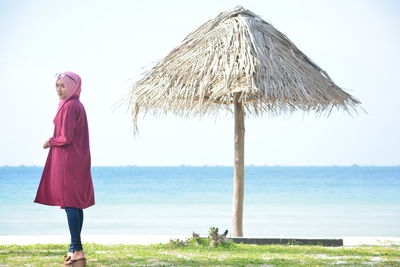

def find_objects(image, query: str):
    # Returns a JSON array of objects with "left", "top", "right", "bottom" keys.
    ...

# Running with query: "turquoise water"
[{"left": 0, "top": 166, "right": 399, "bottom": 237}]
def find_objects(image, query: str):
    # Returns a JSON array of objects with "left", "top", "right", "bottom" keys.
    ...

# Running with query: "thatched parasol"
[{"left": 122, "top": 6, "right": 361, "bottom": 237}]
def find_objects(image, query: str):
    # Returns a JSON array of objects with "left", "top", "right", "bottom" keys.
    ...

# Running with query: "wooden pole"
[{"left": 232, "top": 94, "right": 245, "bottom": 237}]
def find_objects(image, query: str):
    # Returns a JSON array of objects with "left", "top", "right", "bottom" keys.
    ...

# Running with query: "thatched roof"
[{"left": 124, "top": 6, "right": 361, "bottom": 129}]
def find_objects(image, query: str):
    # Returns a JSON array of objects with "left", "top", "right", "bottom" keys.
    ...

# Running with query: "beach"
[{"left": 1, "top": 235, "right": 399, "bottom": 247}]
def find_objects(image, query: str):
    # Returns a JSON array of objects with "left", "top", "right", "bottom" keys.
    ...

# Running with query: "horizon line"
[{"left": 1, "top": 164, "right": 399, "bottom": 168}]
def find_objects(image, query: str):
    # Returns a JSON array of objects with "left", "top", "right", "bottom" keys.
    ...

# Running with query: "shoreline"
[
  {"left": 2, "top": 165, "right": 400, "bottom": 168},
  {"left": 1, "top": 235, "right": 399, "bottom": 247}
]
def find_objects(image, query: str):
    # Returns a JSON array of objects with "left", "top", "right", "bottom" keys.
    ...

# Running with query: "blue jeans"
[{"left": 65, "top": 207, "right": 84, "bottom": 252}]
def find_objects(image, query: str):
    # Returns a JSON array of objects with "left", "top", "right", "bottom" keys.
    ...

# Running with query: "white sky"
[{"left": 0, "top": 0, "right": 399, "bottom": 166}]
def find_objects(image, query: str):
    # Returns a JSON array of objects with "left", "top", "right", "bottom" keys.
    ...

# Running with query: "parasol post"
[{"left": 232, "top": 94, "right": 245, "bottom": 237}]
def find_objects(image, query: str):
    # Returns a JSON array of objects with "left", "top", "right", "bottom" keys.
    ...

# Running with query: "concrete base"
[{"left": 229, "top": 237, "right": 343, "bottom": 247}]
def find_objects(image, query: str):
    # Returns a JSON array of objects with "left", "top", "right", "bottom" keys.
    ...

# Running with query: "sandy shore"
[
  {"left": 0, "top": 235, "right": 186, "bottom": 246},
  {"left": 1, "top": 235, "right": 399, "bottom": 247}
]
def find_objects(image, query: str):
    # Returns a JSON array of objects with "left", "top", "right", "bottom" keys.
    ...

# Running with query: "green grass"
[{"left": 1, "top": 242, "right": 399, "bottom": 266}]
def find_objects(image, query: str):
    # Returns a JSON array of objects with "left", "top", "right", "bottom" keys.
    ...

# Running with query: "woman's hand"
[{"left": 43, "top": 139, "right": 51, "bottom": 149}]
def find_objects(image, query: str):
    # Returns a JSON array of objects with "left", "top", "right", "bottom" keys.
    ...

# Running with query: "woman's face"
[{"left": 56, "top": 79, "right": 67, "bottom": 99}]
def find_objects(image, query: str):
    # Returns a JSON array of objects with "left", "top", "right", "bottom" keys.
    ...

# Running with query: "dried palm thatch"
[{"left": 123, "top": 5, "right": 360, "bottom": 131}]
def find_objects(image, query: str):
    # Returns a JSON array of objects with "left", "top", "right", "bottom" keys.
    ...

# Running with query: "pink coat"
[{"left": 34, "top": 96, "right": 95, "bottom": 209}]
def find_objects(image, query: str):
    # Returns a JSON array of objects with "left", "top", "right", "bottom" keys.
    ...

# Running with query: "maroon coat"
[{"left": 34, "top": 96, "right": 95, "bottom": 209}]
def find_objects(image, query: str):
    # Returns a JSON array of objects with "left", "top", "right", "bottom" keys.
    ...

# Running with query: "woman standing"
[{"left": 34, "top": 71, "right": 95, "bottom": 267}]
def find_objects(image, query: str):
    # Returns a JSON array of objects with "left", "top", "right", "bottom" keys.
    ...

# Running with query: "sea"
[{"left": 0, "top": 166, "right": 399, "bottom": 237}]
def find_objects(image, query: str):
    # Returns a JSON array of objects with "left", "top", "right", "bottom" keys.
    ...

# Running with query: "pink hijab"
[{"left": 56, "top": 71, "right": 82, "bottom": 112}]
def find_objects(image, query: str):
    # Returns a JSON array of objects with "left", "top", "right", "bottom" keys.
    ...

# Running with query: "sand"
[{"left": 0, "top": 235, "right": 399, "bottom": 247}]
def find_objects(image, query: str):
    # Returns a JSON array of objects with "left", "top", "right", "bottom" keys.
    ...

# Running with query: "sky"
[{"left": 0, "top": 0, "right": 399, "bottom": 167}]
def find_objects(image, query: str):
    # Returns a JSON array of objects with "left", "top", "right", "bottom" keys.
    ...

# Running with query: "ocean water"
[{"left": 0, "top": 166, "right": 399, "bottom": 237}]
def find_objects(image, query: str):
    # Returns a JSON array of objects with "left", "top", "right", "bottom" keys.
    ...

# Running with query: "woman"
[{"left": 34, "top": 71, "right": 95, "bottom": 267}]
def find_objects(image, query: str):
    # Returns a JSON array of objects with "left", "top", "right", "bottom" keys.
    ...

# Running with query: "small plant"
[
  {"left": 168, "top": 228, "right": 230, "bottom": 247},
  {"left": 169, "top": 232, "right": 204, "bottom": 247},
  {"left": 188, "top": 232, "right": 204, "bottom": 246},
  {"left": 168, "top": 238, "right": 187, "bottom": 247}
]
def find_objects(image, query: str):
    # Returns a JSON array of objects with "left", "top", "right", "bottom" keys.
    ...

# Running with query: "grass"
[{"left": 0, "top": 242, "right": 400, "bottom": 266}]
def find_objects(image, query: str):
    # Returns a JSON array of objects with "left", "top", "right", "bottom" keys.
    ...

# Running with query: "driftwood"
[{"left": 208, "top": 227, "right": 228, "bottom": 246}]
